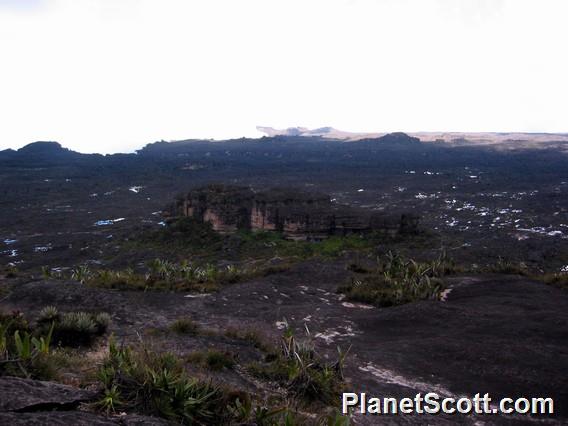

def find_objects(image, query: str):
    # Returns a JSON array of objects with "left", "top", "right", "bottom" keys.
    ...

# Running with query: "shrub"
[
  {"left": 97, "top": 339, "right": 232, "bottom": 423},
  {"left": 169, "top": 318, "right": 200, "bottom": 335},
  {"left": 338, "top": 251, "right": 448, "bottom": 307},
  {"left": 533, "top": 272, "right": 568, "bottom": 290},
  {"left": 487, "top": 258, "right": 528, "bottom": 275},
  {"left": 224, "top": 327, "right": 273, "bottom": 353},
  {"left": 5, "top": 265, "right": 18, "bottom": 278},
  {"left": 0, "top": 314, "right": 56, "bottom": 379},
  {"left": 36, "top": 309, "right": 111, "bottom": 347},
  {"left": 85, "top": 260, "right": 253, "bottom": 293},
  {"left": 186, "top": 350, "right": 235, "bottom": 371},
  {"left": 247, "top": 328, "right": 347, "bottom": 405}
]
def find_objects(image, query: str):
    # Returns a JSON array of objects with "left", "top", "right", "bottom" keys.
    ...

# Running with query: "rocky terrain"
[
  {"left": 1, "top": 262, "right": 567, "bottom": 424},
  {"left": 1, "top": 133, "right": 567, "bottom": 424},
  {"left": 1, "top": 133, "right": 567, "bottom": 272},
  {"left": 171, "top": 185, "right": 418, "bottom": 240}
]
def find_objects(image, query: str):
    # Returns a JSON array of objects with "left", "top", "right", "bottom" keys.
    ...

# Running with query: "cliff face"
[{"left": 173, "top": 185, "right": 418, "bottom": 240}]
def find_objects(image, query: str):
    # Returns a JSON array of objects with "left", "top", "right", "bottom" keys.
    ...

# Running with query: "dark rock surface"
[
  {"left": 0, "top": 376, "right": 168, "bottom": 425},
  {"left": 0, "top": 376, "right": 95, "bottom": 412},
  {"left": 0, "top": 411, "right": 169, "bottom": 425},
  {"left": 2, "top": 265, "right": 567, "bottom": 424}
]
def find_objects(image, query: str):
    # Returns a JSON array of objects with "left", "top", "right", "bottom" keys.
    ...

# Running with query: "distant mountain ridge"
[
  {"left": 256, "top": 126, "right": 568, "bottom": 145},
  {"left": 17, "top": 141, "right": 68, "bottom": 154},
  {"left": 0, "top": 141, "right": 90, "bottom": 164},
  {"left": 3, "top": 128, "right": 568, "bottom": 161}
]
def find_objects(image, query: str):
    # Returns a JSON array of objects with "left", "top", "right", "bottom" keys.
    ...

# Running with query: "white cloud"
[{"left": 0, "top": 0, "right": 566, "bottom": 153}]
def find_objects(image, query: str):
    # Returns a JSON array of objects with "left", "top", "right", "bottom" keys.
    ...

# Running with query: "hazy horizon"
[
  {"left": 1, "top": 0, "right": 567, "bottom": 154},
  {"left": 5, "top": 127, "right": 568, "bottom": 155}
]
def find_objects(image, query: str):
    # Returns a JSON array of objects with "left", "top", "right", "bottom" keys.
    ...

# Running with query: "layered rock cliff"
[{"left": 171, "top": 185, "right": 418, "bottom": 240}]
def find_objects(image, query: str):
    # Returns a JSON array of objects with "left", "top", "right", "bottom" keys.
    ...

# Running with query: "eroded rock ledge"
[{"left": 169, "top": 185, "right": 419, "bottom": 240}]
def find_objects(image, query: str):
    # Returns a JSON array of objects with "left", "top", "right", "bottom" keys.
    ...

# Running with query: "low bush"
[
  {"left": 3, "top": 264, "right": 18, "bottom": 278},
  {"left": 169, "top": 318, "right": 200, "bottom": 335},
  {"left": 338, "top": 251, "right": 451, "bottom": 307},
  {"left": 85, "top": 260, "right": 258, "bottom": 293},
  {"left": 224, "top": 327, "right": 273, "bottom": 353},
  {"left": 0, "top": 310, "right": 56, "bottom": 379},
  {"left": 533, "top": 272, "right": 568, "bottom": 290},
  {"left": 36, "top": 307, "right": 111, "bottom": 347},
  {"left": 486, "top": 258, "right": 528, "bottom": 275},
  {"left": 186, "top": 349, "right": 235, "bottom": 371},
  {"left": 97, "top": 340, "right": 236, "bottom": 423},
  {"left": 247, "top": 327, "right": 347, "bottom": 406}
]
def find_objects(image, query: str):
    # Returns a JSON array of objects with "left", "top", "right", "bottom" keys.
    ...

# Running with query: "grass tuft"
[{"left": 169, "top": 318, "right": 200, "bottom": 335}]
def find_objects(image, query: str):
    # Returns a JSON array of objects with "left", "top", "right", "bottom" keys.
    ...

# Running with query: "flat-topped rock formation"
[{"left": 171, "top": 185, "right": 419, "bottom": 240}]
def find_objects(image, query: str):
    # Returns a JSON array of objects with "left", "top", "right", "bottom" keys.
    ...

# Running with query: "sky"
[{"left": 0, "top": 0, "right": 566, "bottom": 154}]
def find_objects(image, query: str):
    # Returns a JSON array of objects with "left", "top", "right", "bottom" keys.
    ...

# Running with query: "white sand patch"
[
  {"left": 315, "top": 330, "right": 342, "bottom": 344},
  {"left": 440, "top": 288, "right": 453, "bottom": 302},
  {"left": 342, "top": 302, "right": 374, "bottom": 310},
  {"left": 359, "top": 362, "right": 457, "bottom": 398},
  {"left": 316, "top": 325, "right": 357, "bottom": 344}
]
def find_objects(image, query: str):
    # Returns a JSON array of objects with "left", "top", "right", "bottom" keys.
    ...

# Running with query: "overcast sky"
[{"left": 0, "top": 0, "right": 566, "bottom": 153}]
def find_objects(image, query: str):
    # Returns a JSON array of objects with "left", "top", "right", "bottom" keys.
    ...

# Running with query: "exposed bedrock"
[{"left": 170, "top": 185, "right": 419, "bottom": 240}]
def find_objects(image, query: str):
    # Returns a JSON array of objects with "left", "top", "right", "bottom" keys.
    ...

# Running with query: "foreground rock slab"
[
  {"left": 0, "top": 377, "right": 167, "bottom": 425},
  {"left": 0, "top": 376, "right": 95, "bottom": 412}
]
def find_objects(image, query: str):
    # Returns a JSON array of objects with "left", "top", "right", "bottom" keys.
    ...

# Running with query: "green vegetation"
[
  {"left": 186, "top": 349, "right": 235, "bottom": 371},
  {"left": 486, "top": 257, "right": 529, "bottom": 275},
  {"left": 224, "top": 327, "right": 273, "bottom": 353},
  {"left": 126, "top": 216, "right": 421, "bottom": 266},
  {"left": 533, "top": 272, "right": 568, "bottom": 290},
  {"left": 96, "top": 338, "right": 347, "bottom": 424},
  {"left": 338, "top": 251, "right": 455, "bottom": 307},
  {"left": 169, "top": 318, "right": 200, "bottom": 335},
  {"left": 247, "top": 326, "right": 348, "bottom": 406},
  {"left": 135, "top": 217, "right": 223, "bottom": 256},
  {"left": 2, "top": 306, "right": 350, "bottom": 423},
  {"left": 0, "top": 284, "right": 8, "bottom": 300},
  {"left": 0, "top": 310, "right": 55, "bottom": 379},
  {"left": 98, "top": 339, "right": 230, "bottom": 423},
  {"left": 3, "top": 264, "right": 18, "bottom": 278},
  {"left": 65, "top": 257, "right": 291, "bottom": 293},
  {"left": 36, "top": 306, "right": 111, "bottom": 347},
  {"left": 71, "top": 264, "right": 92, "bottom": 283}
]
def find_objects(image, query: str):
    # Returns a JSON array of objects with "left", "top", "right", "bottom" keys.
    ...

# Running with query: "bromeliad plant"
[
  {"left": 85, "top": 259, "right": 247, "bottom": 292},
  {"left": 338, "top": 251, "right": 451, "bottom": 307},
  {"left": 36, "top": 306, "right": 111, "bottom": 347},
  {"left": 97, "top": 337, "right": 230, "bottom": 423},
  {"left": 247, "top": 324, "right": 349, "bottom": 406},
  {"left": 1, "top": 315, "right": 54, "bottom": 378}
]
